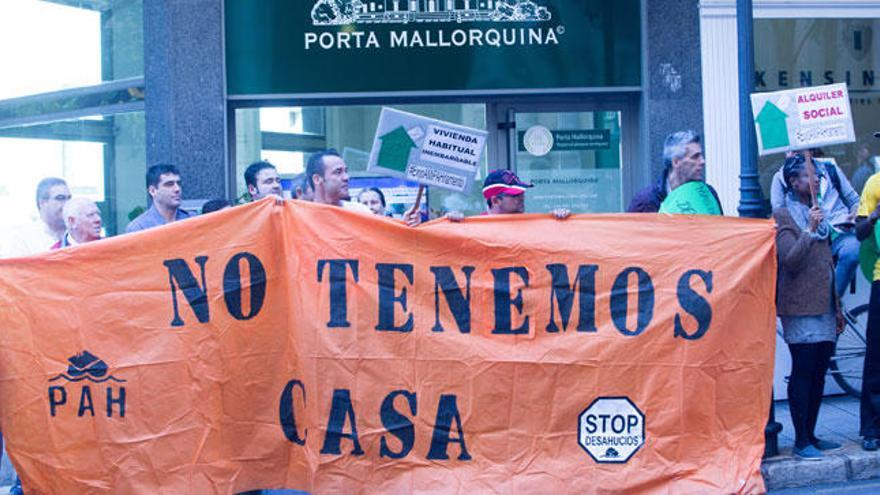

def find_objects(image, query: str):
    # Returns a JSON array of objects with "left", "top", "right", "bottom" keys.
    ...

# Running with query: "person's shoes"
[
  {"left": 812, "top": 438, "right": 843, "bottom": 451},
  {"left": 863, "top": 437, "right": 880, "bottom": 451},
  {"left": 8, "top": 477, "right": 21, "bottom": 495},
  {"left": 793, "top": 445, "right": 824, "bottom": 460}
]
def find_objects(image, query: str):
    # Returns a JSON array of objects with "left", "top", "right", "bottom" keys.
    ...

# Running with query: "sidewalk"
[{"left": 764, "top": 395, "right": 880, "bottom": 491}]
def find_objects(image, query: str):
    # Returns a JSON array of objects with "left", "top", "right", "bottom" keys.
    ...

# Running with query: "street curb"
[{"left": 763, "top": 444, "right": 880, "bottom": 490}]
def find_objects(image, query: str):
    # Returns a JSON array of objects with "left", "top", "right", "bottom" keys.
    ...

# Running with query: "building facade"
[{"left": 0, "top": 0, "right": 705, "bottom": 235}]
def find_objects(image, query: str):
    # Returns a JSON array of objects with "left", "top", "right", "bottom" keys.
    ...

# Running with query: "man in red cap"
[{"left": 448, "top": 169, "right": 570, "bottom": 220}]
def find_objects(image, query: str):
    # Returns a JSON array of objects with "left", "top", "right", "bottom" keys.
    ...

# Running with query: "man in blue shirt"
[{"left": 126, "top": 164, "right": 193, "bottom": 233}]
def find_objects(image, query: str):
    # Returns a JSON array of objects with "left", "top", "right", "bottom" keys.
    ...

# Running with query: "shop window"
[
  {"left": 0, "top": 0, "right": 143, "bottom": 99},
  {"left": 0, "top": 0, "right": 146, "bottom": 239},
  {"left": 235, "top": 103, "right": 488, "bottom": 217},
  {"left": 0, "top": 112, "right": 146, "bottom": 236},
  {"left": 755, "top": 18, "right": 880, "bottom": 205}
]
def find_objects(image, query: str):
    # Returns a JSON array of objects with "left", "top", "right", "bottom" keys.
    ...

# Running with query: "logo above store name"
[
  {"left": 305, "top": 0, "right": 562, "bottom": 51},
  {"left": 312, "top": 0, "right": 551, "bottom": 25}
]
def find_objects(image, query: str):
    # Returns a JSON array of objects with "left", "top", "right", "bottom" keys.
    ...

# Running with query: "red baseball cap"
[{"left": 481, "top": 169, "right": 533, "bottom": 200}]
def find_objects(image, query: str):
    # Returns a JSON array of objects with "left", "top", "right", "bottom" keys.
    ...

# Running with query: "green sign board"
[
  {"left": 225, "top": 0, "right": 641, "bottom": 97},
  {"left": 658, "top": 182, "right": 722, "bottom": 216}
]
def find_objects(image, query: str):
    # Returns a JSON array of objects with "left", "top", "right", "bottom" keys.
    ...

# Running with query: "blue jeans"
[{"left": 833, "top": 231, "right": 859, "bottom": 298}]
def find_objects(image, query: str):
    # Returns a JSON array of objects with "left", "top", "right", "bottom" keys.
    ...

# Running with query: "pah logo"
[
  {"left": 312, "top": 0, "right": 552, "bottom": 26},
  {"left": 843, "top": 22, "right": 872, "bottom": 61},
  {"left": 48, "top": 351, "right": 126, "bottom": 419}
]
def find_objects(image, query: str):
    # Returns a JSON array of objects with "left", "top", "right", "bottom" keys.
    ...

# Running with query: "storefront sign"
[
  {"left": 518, "top": 168, "right": 621, "bottom": 212},
  {"left": 0, "top": 199, "right": 776, "bottom": 493},
  {"left": 225, "top": 0, "right": 641, "bottom": 97},
  {"left": 518, "top": 128, "right": 610, "bottom": 155},
  {"left": 755, "top": 19, "right": 880, "bottom": 92},
  {"left": 367, "top": 107, "right": 487, "bottom": 192},
  {"left": 750, "top": 83, "right": 855, "bottom": 155}
]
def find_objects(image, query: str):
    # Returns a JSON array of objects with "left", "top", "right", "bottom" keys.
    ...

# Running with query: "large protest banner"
[{"left": 0, "top": 200, "right": 776, "bottom": 494}]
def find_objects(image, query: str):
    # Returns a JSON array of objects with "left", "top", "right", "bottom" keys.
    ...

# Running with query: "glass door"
[{"left": 492, "top": 101, "right": 638, "bottom": 213}]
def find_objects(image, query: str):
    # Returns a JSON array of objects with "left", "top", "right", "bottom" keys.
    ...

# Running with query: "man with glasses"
[{"left": 3, "top": 177, "right": 71, "bottom": 257}]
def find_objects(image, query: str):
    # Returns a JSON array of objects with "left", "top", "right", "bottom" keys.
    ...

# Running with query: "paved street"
[
  {"left": 764, "top": 395, "right": 880, "bottom": 491},
  {"left": 770, "top": 479, "right": 880, "bottom": 494}
]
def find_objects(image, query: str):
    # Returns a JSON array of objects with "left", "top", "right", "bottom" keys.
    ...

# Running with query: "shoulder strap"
[
  {"left": 823, "top": 162, "right": 854, "bottom": 208},
  {"left": 824, "top": 162, "right": 842, "bottom": 194}
]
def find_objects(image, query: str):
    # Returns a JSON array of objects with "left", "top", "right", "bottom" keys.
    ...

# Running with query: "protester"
[
  {"left": 774, "top": 154, "right": 842, "bottom": 460},
  {"left": 245, "top": 161, "right": 282, "bottom": 201},
  {"left": 4, "top": 177, "right": 70, "bottom": 256},
  {"left": 306, "top": 149, "right": 369, "bottom": 211},
  {"left": 126, "top": 164, "right": 192, "bottom": 233},
  {"left": 1, "top": 177, "right": 70, "bottom": 494},
  {"left": 201, "top": 199, "right": 231, "bottom": 214},
  {"left": 291, "top": 172, "right": 313, "bottom": 201},
  {"left": 51, "top": 198, "right": 103, "bottom": 249},
  {"left": 358, "top": 187, "right": 389, "bottom": 216},
  {"left": 770, "top": 148, "right": 859, "bottom": 298},
  {"left": 447, "top": 169, "right": 570, "bottom": 221},
  {"left": 627, "top": 130, "right": 722, "bottom": 213},
  {"left": 852, "top": 144, "right": 874, "bottom": 196},
  {"left": 306, "top": 149, "right": 420, "bottom": 226},
  {"left": 855, "top": 153, "right": 880, "bottom": 451}
]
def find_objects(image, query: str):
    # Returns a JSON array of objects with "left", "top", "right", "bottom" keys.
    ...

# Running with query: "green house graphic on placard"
[
  {"left": 377, "top": 126, "right": 417, "bottom": 173},
  {"left": 755, "top": 101, "right": 790, "bottom": 150}
]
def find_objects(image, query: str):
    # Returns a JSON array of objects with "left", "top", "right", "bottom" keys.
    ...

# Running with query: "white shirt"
[
  {"left": 341, "top": 201, "right": 373, "bottom": 214},
  {"left": 2, "top": 222, "right": 59, "bottom": 258}
]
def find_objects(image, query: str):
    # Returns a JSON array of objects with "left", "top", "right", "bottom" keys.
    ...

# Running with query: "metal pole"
[
  {"left": 736, "top": 0, "right": 765, "bottom": 219},
  {"left": 735, "top": 0, "right": 780, "bottom": 457}
]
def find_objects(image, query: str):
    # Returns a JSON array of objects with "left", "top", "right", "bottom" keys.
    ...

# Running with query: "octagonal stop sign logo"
[{"left": 578, "top": 397, "right": 645, "bottom": 463}]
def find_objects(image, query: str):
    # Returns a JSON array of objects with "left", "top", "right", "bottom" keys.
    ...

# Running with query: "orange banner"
[{"left": 0, "top": 199, "right": 777, "bottom": 494}]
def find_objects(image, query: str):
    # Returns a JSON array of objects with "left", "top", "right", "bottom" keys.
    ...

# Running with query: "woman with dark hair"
[
  {"left": 774, "top": 153, "right": 843, "bottom": 460},
  {"left": 357, "top": 187, "right": 389, "bottom": 216}
]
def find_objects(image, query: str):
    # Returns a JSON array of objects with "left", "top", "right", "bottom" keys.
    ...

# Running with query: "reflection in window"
[
  {"left": 236, "top": 104, "right": 488, "bottom": 217},
  {"left": 0, "top": 113, "right": 145, "bottom": 236},
  {"left": 755, "top": 18, "right": 880, "bottom": 207},
  {"left": 0, "top": 0, "right": 144, "bottom": 100},
  {"left": 0, "top": 0, "right": 100, "bottom": 99}
]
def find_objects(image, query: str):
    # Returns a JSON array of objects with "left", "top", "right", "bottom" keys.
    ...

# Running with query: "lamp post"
[{"left": 736, "top": 0, "right": 779, "bottom": 457}]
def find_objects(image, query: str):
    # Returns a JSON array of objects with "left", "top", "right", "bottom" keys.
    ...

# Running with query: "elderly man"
[
  {"left": 245, "top": 160, "right": 283, "bottom": 201},
  {"left": 627, "top": 130, "right": 722, "bottom": 213},
  {"left": 126, "top": 164, "right": 192, "bottom": 233},
  {"left": 52, "top": 197, "right": 103, "bottom": 249},
  {"left": 4, "top": 177, "right": 71, "bottom": 257}
]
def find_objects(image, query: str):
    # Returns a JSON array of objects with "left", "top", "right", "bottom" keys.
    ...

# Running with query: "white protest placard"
[
  {"left": 750, "top": 83, "right": 855, "bottom": 155},
  {"left": 367, "top": 108, "right": 487, "bottom": 193}
]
